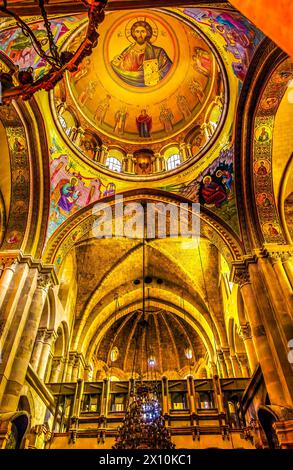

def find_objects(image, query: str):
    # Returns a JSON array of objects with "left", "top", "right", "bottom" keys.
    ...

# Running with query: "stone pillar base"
[{"left": 273, "top": 420, "right": 293, "bottom": 449}]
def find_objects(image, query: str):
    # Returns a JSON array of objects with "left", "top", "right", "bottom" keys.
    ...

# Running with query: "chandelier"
[
  {"left": 113, "top": 384, "right": 175, "bottom": 450},
  {"left": 113, "top": 237, "right": 175, "bottom": 450},
  {"left": 0, "top": 0, "right": 107, "bottom": 104}
]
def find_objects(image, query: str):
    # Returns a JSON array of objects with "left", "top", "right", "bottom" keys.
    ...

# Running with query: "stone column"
[
  {"left": 217, "top": 350, "right": 228, "bottom": 378},
  {"left": 259, "top": 255, "right": 293, "bottom": 343},
  {"left": 0, "top": 273, "right": 51, "bottom": 412},
  {"left": 30, "top": 328, "right": 46, "bottom": 371},
  {"left": 72, "top": 354, "right": 81, "bottom": 382},
  {"left": 65, "top": 354, "right": 75, "bottom": 382},
  {"left": 269, "top": 253, "right": 293, "bottom": 318},
  {"left": 37, "top": 330, "right": 57, "bottom": 380},
  {"left": 49, "top": 357, "right": 62, "bottom": 383},
  {"left": 0, "top": 257, "right": 17, "bottom": 311},
  {"left": 239, "top": 322, "right": 258, "bottom": 374},
  {"left": 230, "top": 355, "right": 242, "bottom": 377},
  {"left": 222, "top": 347, "right": 234, "bottom": 377},
  {"left": 233, "top": 266, "right": 290, "bottom": 407},
  {"left": 282, "top": 255, "right": 293, "bottom": 286},
  {"left": 237, "top": 353, "right": 250, "bottom": 377},
  {"left": 0, "top": 262, "right": 29, "bottom": 347}
]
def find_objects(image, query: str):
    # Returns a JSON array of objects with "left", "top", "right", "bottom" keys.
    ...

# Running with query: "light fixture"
[
  {"left": 185, "top": 347, "right": 193, "bottom": 360},
  {"left": 0, "top": 0, "right": 108, "bottom": 104},
  {"left": 148, "top": 356, "right": 156, "bottom": 367},
  {"left": 110, "top": 347, "right": 119, "bottom": 363}
]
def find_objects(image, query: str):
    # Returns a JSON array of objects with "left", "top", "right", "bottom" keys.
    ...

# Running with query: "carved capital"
[
  {"left": 232, "top": 267, "right": 250, "bottom": 287},
  {"left": 239, "top": 323, "right": 252, "bottom": 340},
  {"left": 37, "top": 273, "right": 52, "bottom": 292},
  {"left": 237, "top": 353, "right": 249, "bottom": 365},
  {"left": 44, "top": 329, "right": 57, "bottom": 345},
  {"left": 0, "top": 256, "right": 17, "bottom": 271},
  {"left": 35, "top": 328, "right": 47, "bottom": 342}
]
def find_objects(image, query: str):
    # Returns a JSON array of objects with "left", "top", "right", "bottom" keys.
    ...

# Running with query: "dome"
[{"left": 53, "top": 9, "right": 226, "bottom": 176}]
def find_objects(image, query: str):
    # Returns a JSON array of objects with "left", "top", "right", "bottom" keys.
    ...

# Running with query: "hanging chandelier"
[
  {"left": 113, "top": 384, "right": 175, "bottom": 450},
  {"left": 0, "top": 0, "right": 107, "bottom": 104},
  {"left": 113, "top": 238, "right": 175, "bottom": 450}
]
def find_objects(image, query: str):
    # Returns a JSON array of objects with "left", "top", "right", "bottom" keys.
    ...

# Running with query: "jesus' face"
[{"left": 132, "top": 26, "right": 148, "bottom": 45}]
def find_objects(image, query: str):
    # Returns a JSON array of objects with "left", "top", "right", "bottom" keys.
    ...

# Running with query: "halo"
[
  {"left": 125, "top": 16, "right": 159, "bottom": 44},
  {"left": 203, "top": 175, "right": 212, "bottom": 184}
]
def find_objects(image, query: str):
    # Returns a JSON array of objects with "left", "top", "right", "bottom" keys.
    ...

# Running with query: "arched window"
[
  {"left": 166, "top": 154, "right": 181, "bottom": 171},
  {"left": 105, "top": 156, "right": 122, "bottom": 172},
  {"left": 58, "top": 115, "right": 71, "bottom": 136}
]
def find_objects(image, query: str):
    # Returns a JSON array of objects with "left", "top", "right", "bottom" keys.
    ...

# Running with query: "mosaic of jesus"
[{"left": 111, "top": 20, "right": 173, "bottom": 87}]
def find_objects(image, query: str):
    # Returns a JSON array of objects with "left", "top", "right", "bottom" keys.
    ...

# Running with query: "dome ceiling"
[
  {"left": 63, "top": 10, "right": 224, "bottom": 147},
  {"left": 96, "top": 307, "right": 206, "bottom": 378}
]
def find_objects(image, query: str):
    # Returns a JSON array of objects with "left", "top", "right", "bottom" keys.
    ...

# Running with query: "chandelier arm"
[
  {"left": 38, "top": 0, "right": 61, "bottom": 66},
  {"left": 0, "top": 5, "right": 58, "bottom": 67},
  {"left": 0, "top": 0, "right": 108, "bottom": 103}
]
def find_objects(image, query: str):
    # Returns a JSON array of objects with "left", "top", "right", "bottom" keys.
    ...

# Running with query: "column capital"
[
  {"left": 239, "top": 322, "right": 252, "bottom": 340},
  {"left": 35, "top": 327, "right": 47, "bottom": 343},
  {"left": 237, "top": 353, "right": 249, "bottom": 366},
  {"left": 37, "top": 273, "right": 52, "bottom": 292},
  {"left": 0, "top": 256, "right": 18, "bottom": 271},
  {"left": 44, "top": 329, "right": 57, "bottom": 345},
  {"left": 231, "top": 266, "right": 251, "bottom": 287}
]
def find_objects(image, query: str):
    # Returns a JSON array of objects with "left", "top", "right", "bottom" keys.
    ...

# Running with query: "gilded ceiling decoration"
[
  {"left": 62, "top": 10, "right": 224, "bottom": 146},
  {"left": 0, "top": 6, "right": 264, "bottom": 253},
  {"left": 253, "top": 57, "right": 293, "bottom": 244}
]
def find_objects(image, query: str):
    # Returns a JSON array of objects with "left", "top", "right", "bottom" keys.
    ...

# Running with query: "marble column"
[
  {"left": 0, "top": 273, "right": 51, "bottom": 411},
  {"left": 233, "top": 266, "right": 289, "bottom": 406},
  {"left": 37, "top": 330, "right": 57, "bottom": 380},
  {"left": 30, "top": 328, "right": 46, "bottom": 371}
]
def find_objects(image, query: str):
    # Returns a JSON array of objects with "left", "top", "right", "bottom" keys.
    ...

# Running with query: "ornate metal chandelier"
[
  {"left": 113, "top": 238, "right": 175, "bottom": 450},
  {"left": 0, "top": 0, "right": 107, "bottom": 104},
  {"left": 113, "top": 384, "right": 175, "bottom": 450}
]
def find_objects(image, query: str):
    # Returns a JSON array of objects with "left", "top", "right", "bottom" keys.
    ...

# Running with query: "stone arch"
[{"left": 43, "top": 189, "right": 244, "bottom": 270}]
